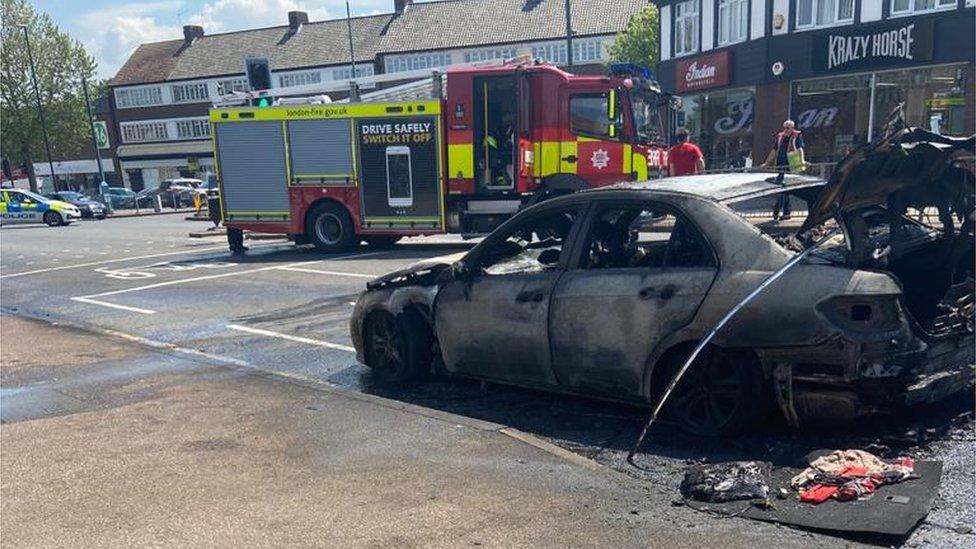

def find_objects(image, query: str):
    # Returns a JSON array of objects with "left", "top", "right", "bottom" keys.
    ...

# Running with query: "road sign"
[{"left": 93, "top": 120, "right": 110, "bottom": 149}]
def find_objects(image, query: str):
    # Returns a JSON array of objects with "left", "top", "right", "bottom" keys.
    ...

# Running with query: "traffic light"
[{"left": 245, "top": 57, "right": 272, "bottom": 107}]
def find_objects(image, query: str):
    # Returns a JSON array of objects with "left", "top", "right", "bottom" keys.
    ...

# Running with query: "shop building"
[
  {"left": 653, "top": 0, "right": 975, "bottom": 169},
  {"left": 107, "top": 0, "right": 648, "bottom": 191}
]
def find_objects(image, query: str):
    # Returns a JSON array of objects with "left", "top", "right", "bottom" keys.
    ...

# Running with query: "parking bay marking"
[
  {"left": 226, "top": 324, "right": 355, "bottom": 352},
  {"left": 70, "top": 250, "right": 390, "bottom": 315},
  {"left": 276, "top": 266, "right": 375, "bottom": 279}
]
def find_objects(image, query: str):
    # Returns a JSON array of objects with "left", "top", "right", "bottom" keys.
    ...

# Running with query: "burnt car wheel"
[
  {"left": 364, "top": 311, "right": 430, "bottom": 385},
  {"left": 666, "top": 347, "right": 764, "bottom": 437}
]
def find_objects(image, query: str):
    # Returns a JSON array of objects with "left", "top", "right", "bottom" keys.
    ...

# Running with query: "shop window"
[
  {"left": 569, "top": 94, "right": 620, "bottom": 140},
  {"left": 891, "top": 0, "right": 956, "bottom": 14},
  {"left": 875, "top": 65, "right": 968, "bottom": 136},
  {"left": 795, "top": 0, "right": 854, "bottom": 29},
  {"left": 674, "top": 0, "right": 700, "bottom": 56},
  {"left": 718, "top": 0, "right": 748, "bottom": 46},
  {"left": 675, "top": 88, "right": 755, "bottom": 169}
]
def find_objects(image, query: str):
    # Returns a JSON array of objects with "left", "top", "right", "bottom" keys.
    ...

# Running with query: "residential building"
[
  {"left": 653, "top": 0, "right": 975, "bottom": 168},
  {"left": 106, "top": 0, "right": 650, "bottom": 191}
]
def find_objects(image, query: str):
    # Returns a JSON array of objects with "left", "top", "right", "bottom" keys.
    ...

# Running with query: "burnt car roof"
[{"left": 595, "top": 173, "right": 825, "bottom": 204}]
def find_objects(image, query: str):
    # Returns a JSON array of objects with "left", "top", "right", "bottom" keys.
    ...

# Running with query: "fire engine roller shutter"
[
  {"left": 215, "top": 121, "right": 290, "bottom": 219},
  {"left": 287, "top": 119, "right": 354, "bottom": 181},
  {"left": 356, "top": 115, "right": 443, "bottom": 227}
]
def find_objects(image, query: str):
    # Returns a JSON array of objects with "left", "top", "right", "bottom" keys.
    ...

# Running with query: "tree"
[
  {"left": 609, "top": 5, "right": 660, "bottom": 72},
  {"left": 1, "top": 0, "right": 98, "bottom": 190}
]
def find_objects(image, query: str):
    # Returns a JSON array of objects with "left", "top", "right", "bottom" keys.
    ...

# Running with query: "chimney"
[
  {"left": 394, "top": 0, "right": 413, "bottom": 14},
  {"left": 183, "top": 25, "right": 204, "bottom": 44},
  {"left": 288, "top": 11, "right": 308, "bottom": 32}
]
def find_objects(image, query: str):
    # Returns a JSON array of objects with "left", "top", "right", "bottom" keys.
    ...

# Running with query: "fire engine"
[{"left": 210, "top": 59, "right": 671, "bottom": 253}]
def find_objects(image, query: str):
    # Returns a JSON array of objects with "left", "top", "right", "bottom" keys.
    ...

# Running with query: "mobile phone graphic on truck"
[{"left": 385, "top": 146, "right": 413, "bottom": 207}]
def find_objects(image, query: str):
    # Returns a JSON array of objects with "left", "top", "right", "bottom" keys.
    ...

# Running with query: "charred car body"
[{"left": 351, "top": 127, "right": 974, "bottom": 435}]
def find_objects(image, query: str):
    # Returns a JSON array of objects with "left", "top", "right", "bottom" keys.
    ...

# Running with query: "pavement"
[{"left": 1, "top": 214, "right": 972, "bottom": 547}]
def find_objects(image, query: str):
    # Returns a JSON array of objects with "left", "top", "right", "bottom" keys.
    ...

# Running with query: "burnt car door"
[
  {"left": 548, "top": 200, "right": 718, "bottom": 398},
  {"left": 433, "top": 203, "right": 584, "bottom": 387}
]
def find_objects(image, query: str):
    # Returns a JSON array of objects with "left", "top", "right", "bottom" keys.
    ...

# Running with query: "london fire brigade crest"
[{"left": 591, "top": 148, "right": 610, "bottom": 170}]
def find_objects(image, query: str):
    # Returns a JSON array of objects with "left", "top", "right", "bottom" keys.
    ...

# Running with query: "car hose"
[{"left": 626, "top": 227, "right": 840, "bottom": 465}]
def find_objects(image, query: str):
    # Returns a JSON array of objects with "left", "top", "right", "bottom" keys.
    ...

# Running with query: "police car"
[{"left": 0, "top": 188, "right": 82, "bottom": 226}]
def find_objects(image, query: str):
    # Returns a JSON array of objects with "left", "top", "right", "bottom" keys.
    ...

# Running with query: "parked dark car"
[
  {"left": 102, "top": 187, "right": 137, "bottom": 209},
  {"left": 350, "top": 127, "right": 974, "bottom": 436},
  {"left": 46, "top": 191, "right": 107, "bottom": 219}
]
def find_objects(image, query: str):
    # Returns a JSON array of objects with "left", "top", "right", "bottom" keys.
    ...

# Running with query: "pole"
[
  {"left": 564, "top": 0, "right": 574, "bottom": 68},
  {"left": 81, "top": 77, "right": 106, "bottom": 190},
  {"left": 346, "top": 2, "right": 357, "bottom": 81},
  {"left": 21, "top": 25, "right": 58, "bottom": 191},
  {"left": 867, "top": 72, "right": 877, "bottom": 142}
]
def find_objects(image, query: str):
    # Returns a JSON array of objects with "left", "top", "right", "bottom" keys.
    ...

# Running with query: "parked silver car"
[{"left": 351, "top": 128, "right": 974, "bottom": 435}]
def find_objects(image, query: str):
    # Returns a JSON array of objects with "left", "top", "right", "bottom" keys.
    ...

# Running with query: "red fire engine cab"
[{"left": 210, "top": 59, "right": 670, "bottom": 253}]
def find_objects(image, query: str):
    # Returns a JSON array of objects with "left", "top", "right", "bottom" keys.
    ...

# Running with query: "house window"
[
  {"left": 331, "top": 65, "right": 374, "bottom": 80},
  {"left": 278, "top": 71, "right": 321, "bottom": 88},
  {"left": 718, "top": 0, "right": 748, "bottom": 45},
  {"left": 795, "top": 0, "right": 854, "bottom": 29},
  {"left": 573, "top": 39, "right": 604, "bottom": 63},
  {"left": 384, "top": 53, "right": 453, "bottom": 73},
  {"left": 217, "top": 78, "right": 248, "bottom": 95},
  {"left": 891, "top": 0, "right": 956, "bottom": 14},
  {"left": 464, "top": 47, "right": 517, "bottom": 63},
  {"left": 171, "top": 82, "right": 209, "bottom": 103},
  {"left": 120, "top": 121, "right": 169, "bottom": 143},
  {"left": 115, "top": 86, "right": 163, "bottom": 108},
  {"left": 175, "top": 118, "right": 211, "bottom": 139},
  {"left": 532, "top": 43, "right": 567, "bottom": 64},
  {"left": 674, "top": 0, "right": 700, "bottom": 56}
]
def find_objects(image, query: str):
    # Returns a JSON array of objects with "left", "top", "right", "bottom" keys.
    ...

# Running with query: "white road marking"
[
  {"left": 226, "top": 324, "right": 355, "bottom": 353},
  {"left": 71, "top": 297, "right": 157, "bottom": 315},
  {"left": 276, "top": 266, "right": 375, "bottom": 279},
  {"left": 69, "top": 250, "right": 391, "bottom": 313},
  {"left": 0, "top": 244, "right": 230, "bottom": 279}
]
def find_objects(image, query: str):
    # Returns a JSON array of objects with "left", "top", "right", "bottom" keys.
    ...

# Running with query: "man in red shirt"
[{"left": 667, "top": 128, "right": 705, "bottom": 176}]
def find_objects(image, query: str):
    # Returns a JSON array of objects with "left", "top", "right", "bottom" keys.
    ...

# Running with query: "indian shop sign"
[
  {"left": 675, "top": 51, "right": 730, "bottom": 93},
  {"left": 815, "top": 19, "right": 933, "bottom": 72}
]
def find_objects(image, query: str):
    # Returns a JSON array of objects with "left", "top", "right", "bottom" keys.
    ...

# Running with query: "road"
[{"left": 1, "top": 214, "right": 972, "bottom": 547}]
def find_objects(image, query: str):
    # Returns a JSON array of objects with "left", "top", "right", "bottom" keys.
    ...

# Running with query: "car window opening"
[
  {"left": 480, "top": 207, "right": 580, "bottom": 276},
  {"left": 583, "top": 205, "right": 714, "bottom": 270}
]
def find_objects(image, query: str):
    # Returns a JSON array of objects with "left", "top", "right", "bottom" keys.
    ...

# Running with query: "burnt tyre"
[
  {"left": 43, "top": 211, "right": 63, "bottom": 227},
  {"left": 364, "top": 235, "right": 401, "bottom": 249},
  {"left": 665, "top": 347, "right": 764, "bottom": 437},
  {"left": 306, "top": 201, "right": 355, "bottom": 253},
  {"left": 363, "top": 311, "right": 430, "bottom": 386}
]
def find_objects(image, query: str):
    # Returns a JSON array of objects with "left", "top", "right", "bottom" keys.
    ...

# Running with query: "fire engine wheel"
[
  {"left": 43, "top": 211, "right": 64, "bottom": 227},
  {"left": 364, "top": 311, "right": 429, "bottom": 386},
  {"left": 663, "top": 347, "right": 764, "bottom": 437},
  {"left": 306, "top": 202, "right": 354, "bottom": 253}
]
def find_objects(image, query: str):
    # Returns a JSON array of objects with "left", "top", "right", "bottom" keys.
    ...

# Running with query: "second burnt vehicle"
[{"left": 351, "top": 127, "right": 975, "bottom": 435}]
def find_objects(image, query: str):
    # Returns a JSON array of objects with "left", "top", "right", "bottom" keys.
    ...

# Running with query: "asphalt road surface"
[{"left": 1, "top": 214, "right": 972, "bottom": 547}]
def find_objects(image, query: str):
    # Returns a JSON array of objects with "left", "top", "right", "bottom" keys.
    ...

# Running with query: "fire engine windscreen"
[{"left": 631, "top": 90, "right": 666, "bottom": 146}]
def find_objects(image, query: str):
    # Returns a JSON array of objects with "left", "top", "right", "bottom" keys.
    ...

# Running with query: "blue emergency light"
[{"left": 609, "top": 63, "right": 653, "bottom": 80}]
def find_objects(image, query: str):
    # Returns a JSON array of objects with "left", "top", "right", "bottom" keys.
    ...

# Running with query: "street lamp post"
[
  {"left": 81, "top": 77, "right": 106, "bottom": 188},
  {"left": 19, "top": 24, "right": 58, "bottom": 191},
  {"left": 564, "top": 0, "right": 574, "bottom": 68}
]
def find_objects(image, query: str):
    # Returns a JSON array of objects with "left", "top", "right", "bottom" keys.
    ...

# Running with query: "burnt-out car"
[{"left": 350, "top": 127, "right": 974, "bottom": 435}]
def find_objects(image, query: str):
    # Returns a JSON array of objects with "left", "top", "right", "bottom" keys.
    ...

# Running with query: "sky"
[{"left": 33, "top": 0, "right": 396, "bottom": 80}]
